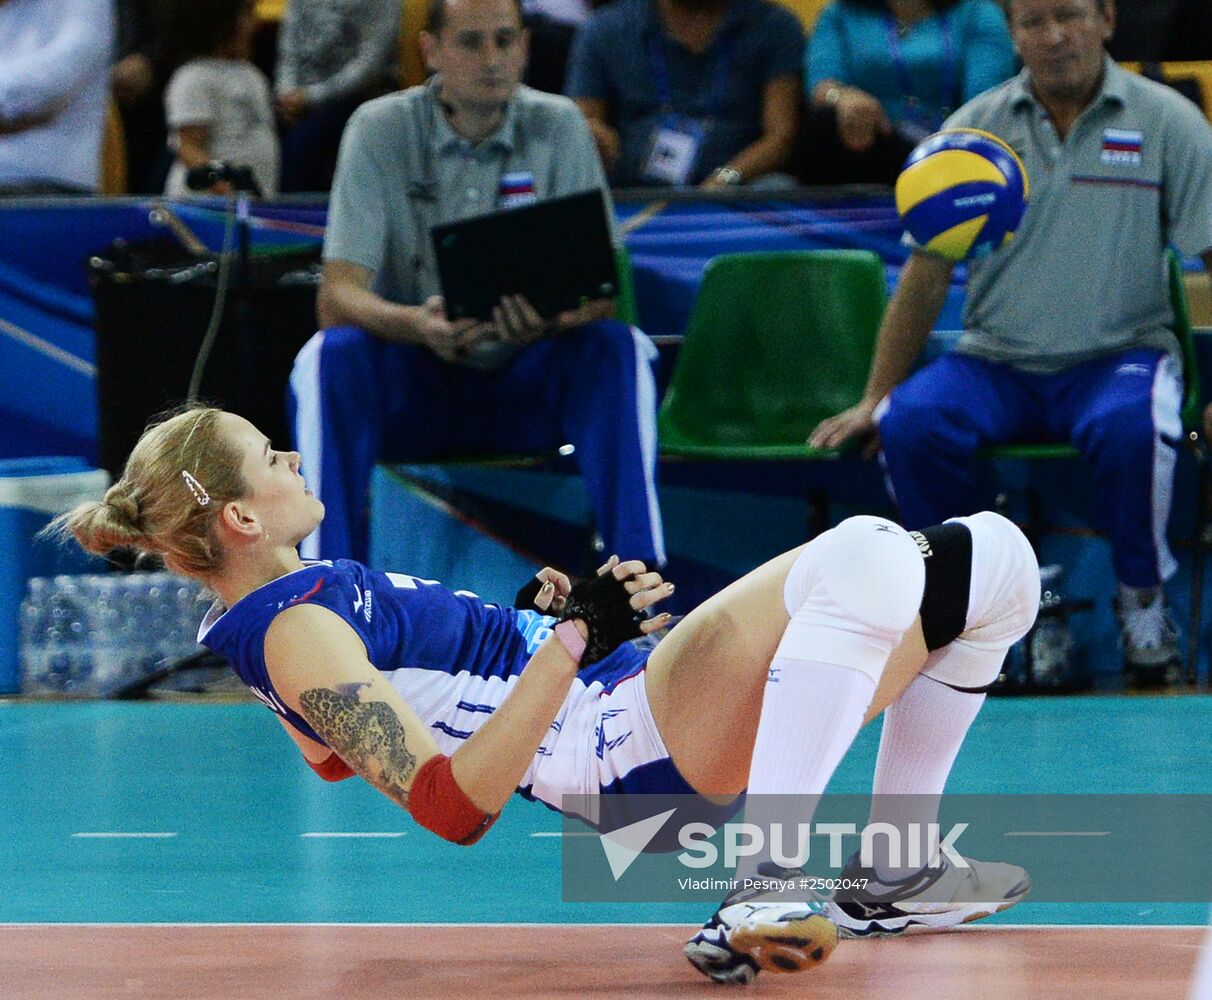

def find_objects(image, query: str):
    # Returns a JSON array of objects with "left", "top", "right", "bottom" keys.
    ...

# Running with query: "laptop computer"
[{"left": 431, "top": 189, "right": 618, "bottom": 322}]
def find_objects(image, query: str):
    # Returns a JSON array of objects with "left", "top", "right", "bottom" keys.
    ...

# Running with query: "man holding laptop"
[{"left": 289, "top": 0, "right": 665, "bottom": 567}]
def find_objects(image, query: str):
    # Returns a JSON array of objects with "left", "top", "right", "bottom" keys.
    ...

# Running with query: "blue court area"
[{"left": 3, "top": 695, "right": 1209, "bottom": 927}]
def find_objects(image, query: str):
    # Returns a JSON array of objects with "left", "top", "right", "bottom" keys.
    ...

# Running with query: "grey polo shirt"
[
  {"left": 941, "top": 58, "right": 1212, "bottom": 373},
  {"left": 324, "top": 80, "right": 615, "bottom": 305}
]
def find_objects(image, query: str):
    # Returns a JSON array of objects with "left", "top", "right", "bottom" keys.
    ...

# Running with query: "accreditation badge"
[{"left": 641, "top": 115, "right": 708, "bottom": 186}]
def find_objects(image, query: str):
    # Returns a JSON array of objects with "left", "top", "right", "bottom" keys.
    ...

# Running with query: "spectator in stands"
[
  {"left": 802, "top": 0, "right": 1016, "bottom": 185},
  {"left": 521, "top": 0, "right": 592, "bottom": 95},
  {"left": 290, "top": 0, "right": 665, "bottom": 568},
  {"left": 274, "top": 0, "right": 400, "bottom": 193},
  {"left": 1167, "top": 0, "right": 1212, "bottom": 61},
  {"left": 161, "top": 0, "right": 279, "bottom": 198},
  {"left": 1105, "top": 0, "right": 1212, "bottom": 62},
  {"left": 566, "top": 0, "right": 803, "bottom": 188},
  {"left": 809, "top": 0, "right": 1212, "bottom": 687},
  {"left": 0, "top": 0, "right": 115, "bottom": 196},
  {"left": 1106, "top": 0, "right": 1181, "bottom": 61},
  {"left": 113, "top": 0, "right": 172, "bottom": 194}
]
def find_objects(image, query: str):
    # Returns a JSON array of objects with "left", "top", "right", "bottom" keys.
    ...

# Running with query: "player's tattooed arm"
[{"left": 299, "top": 683, "right": 419, "bottom": 806}]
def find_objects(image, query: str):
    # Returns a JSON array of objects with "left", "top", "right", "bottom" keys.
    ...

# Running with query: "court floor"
[
  {"left": 2, "top": 695, "right": 1209, "bottom": 997},
  {"left": 1, "top": 925, "right": 1202, "bottom": 999}
]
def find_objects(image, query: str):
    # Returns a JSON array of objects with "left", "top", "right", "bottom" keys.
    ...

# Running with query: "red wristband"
[
  {"left": 553, "top": 619, "right": 586, "bottom": 663},
  {"left": 407, "top": 754, "right": 498, "bottom": 845},
  {"left": 307, "top": 752, "right": 355, "bottom": 782}
]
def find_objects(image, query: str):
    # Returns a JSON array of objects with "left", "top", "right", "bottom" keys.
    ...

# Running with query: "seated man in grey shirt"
[
  {"left": 811, "top": 0, "right": 1212, "bottom": 687},
  {"left": 289, "top": 0, "right": 665, "bottom": 569}
]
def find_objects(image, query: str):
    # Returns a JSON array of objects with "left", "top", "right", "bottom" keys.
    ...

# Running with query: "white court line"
[
  {"left": 1004, "top": 831, "right": 1112, "bottom": 837},
  {"left": 299, "top": 832, "right": 405, "bottom": 839},
  {"left": 71, "top": 832, "right": 177, "bottom": 839},
  {"left": 948, "top": 923, "right": 1205, "bottom": 931},
  {"left": 530, "top": 832, "right": 599, "bottom": 838},
  {"left": 0, "top": 922, "right": 1205, "bottom": 929}
]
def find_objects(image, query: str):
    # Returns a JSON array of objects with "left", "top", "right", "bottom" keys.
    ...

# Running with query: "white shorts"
[{"left": 515, "top": 648, "right": 702, "bottom": 817}]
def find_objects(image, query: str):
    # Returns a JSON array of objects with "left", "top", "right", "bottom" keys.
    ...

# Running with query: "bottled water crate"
[
  {"left": 0, "top": 457, "right": 110, "bottom": 694},
  {"left": 20, "top": 572, "right": 211, "bottom": 697}
]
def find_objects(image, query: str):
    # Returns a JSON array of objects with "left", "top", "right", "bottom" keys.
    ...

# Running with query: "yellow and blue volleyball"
[{"left": 895, "top": 128, "right": 1029, "bottom": 261}]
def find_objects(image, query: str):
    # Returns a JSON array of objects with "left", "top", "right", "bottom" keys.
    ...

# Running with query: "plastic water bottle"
[
  {"left": 49, "top": 575, "right": 92, "bottom": 694},
  {"left": 21, "top": 571, "right": 208, "bottom": 696},
  {"left": 19, "top": 578, "right": 51, "bottom": 693},
  {"left": 89, "top": 575, "right": 130, "bottom": 691},
  {"left": 1029, "top": 564, "right": 1083, "bottom": 692}
]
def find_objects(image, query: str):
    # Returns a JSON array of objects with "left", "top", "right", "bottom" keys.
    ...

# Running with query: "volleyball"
[{"left": 895, "top": 128, "right": 1029, "bottom": 262}]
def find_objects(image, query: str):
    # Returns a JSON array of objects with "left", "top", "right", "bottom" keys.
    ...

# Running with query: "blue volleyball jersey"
[{"left": 197, "top": 560, "right": 661, "bottom": 808}]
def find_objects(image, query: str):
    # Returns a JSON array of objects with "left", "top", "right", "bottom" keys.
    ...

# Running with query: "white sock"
[
  {"left": 737, "top": 659, "right": 875, "bottom": 882},
  {"left": 866, "top": 673, "right": 985, "bottom": 881}
]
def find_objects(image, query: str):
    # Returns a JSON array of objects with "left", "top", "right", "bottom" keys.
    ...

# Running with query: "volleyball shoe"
[{"left": 825, "top": 851, "right": 1030, "bottom": 938}]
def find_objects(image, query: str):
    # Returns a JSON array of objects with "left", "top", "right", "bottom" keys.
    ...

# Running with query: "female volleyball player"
[{"left": 57, "top": 407, "right": 1039, "bottom": 985}]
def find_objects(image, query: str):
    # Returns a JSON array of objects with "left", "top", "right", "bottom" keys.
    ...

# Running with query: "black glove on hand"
[
  {"left": 514, "top": 575, "right": 545, "bottom": 611},
  {"left": 559, "top": 571, "right": 646, "bottom": 666}
]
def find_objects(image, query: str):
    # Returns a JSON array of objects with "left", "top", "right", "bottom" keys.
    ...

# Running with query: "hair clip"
[{"left": 181, "top": 470, "right": 211, "bottom": 506}]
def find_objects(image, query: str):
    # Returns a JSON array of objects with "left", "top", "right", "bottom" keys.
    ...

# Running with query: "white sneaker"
[
  {"left": 1114, "top": 588, "right": 1181, "bottom": 687},
  {"left": 684, "top": 865, "right": 839, "bottom": 984},
  {"left": 824, "top": 853, "right": 1030, "bottom": 938}
]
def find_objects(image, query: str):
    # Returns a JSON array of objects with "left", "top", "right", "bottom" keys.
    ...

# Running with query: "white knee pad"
[
  {"left": 779, "top": 516, "right": 927, "bottom": 684},
  {"left": 922, "top": 511, "right": 1041, "bottom": 689}
]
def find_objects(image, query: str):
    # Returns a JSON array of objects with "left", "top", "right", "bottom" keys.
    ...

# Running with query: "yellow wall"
[
  {"left": 100, "top": 100, "right": 127, "bottom": 196},
  {"left": 400, "top": 0, "right": 430, "bottom": 88},
  {"left": 772, "top": 0, "right": 831, "bottom": 32},
  {"left": 255, "top": 0, "right": 285, "bottom": 21},
  {"left": 1187, "top": 272, "right": 1212, "bottom": 328}
]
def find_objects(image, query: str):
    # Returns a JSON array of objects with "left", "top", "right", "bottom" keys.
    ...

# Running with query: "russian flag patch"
[
  {"left": 1101, "top": 128, "right": 1143, "bottom": 166},
  {"left": 498, "top": 171, "right": 537, "bottom": 208}
]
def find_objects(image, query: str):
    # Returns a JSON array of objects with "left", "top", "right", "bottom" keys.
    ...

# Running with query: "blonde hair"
[{"left": 53, "top": 406, "right": 248, "bottom": 577}]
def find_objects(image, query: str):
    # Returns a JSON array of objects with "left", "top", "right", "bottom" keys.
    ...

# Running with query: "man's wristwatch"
[{"left": 712, "top": 165, "right": 744, "bottom": 186}]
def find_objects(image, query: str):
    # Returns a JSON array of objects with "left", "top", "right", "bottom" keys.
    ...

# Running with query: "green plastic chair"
[
  {"left": 658, "top": 250, "right": 887, "bottom": 460},
  {"left": 614, "top": 242, "right": 639, "bottom": 327}
]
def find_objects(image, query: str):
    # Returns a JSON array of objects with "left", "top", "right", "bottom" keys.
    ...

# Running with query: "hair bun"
[{"left": 103, "top": 483, "right": 143, "bottom": 530}]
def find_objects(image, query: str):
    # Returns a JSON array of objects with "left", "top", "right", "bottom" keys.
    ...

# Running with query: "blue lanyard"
[
  {"left": 647, "top": 34, "right": 736, "bottom": 120},
  {"left": 882, "top": 12, "right": 956, "bottom": 114}
]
